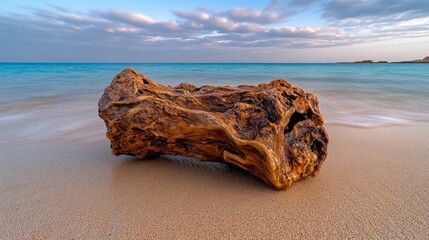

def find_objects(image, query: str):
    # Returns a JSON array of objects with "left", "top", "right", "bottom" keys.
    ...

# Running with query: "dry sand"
[{"left": 1, "top": 124, "right": 429, "bottom": 239}]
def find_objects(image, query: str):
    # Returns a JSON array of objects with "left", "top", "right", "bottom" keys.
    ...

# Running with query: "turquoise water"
[{"left": 1, "top": 63, "right": 428, "bottom": 145}]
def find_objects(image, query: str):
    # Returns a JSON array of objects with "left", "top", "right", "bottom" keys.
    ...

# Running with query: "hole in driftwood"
[{"left": 284, "top": 111, "right": 309, "bottom": 134}]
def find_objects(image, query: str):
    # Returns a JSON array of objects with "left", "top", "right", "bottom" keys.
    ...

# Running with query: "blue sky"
[{"left": 0, "top": 0, "right": 428, "bottom": 62}]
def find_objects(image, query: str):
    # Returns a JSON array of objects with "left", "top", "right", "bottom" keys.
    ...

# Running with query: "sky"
[{"left": 0, "top": 0, "right": 428, "bottom": 62}]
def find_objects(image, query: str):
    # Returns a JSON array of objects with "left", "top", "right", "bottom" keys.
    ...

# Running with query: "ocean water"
[{"left": 1, "top": 63, "right": 428, "bottom": 145}]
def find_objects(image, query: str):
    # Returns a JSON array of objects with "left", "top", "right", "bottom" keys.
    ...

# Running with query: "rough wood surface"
[{"left": 98, "top": 69, "right": 329, "bottom": 190}]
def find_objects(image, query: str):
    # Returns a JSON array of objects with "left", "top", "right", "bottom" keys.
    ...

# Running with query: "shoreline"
[{"left": 1, "top": 123, "right": 428, "bottom": 238}]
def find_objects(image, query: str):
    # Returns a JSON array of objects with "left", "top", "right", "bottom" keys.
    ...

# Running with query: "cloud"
[
  {"left": 322, "top": 0, "right": 429, "bottom": 31},
  {"left": 320, "top": 0, "right": 429, "bottom": 46},
  {"left": 0, "top": 0, "right": 428, "bottom": 62},
  {"left": 323, "top": 0, "right": 429, "bottom": 20},
  {"left": 99, "top": 10, "right": 156, "bottom": 26},
  {"left": 221, "top": 7, "right": 284, "bottom": 24},
  {"left": 0, "top": 4, "right": 350, "bottom": 51}
]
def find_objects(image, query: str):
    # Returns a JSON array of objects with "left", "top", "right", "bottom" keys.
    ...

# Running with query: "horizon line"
[{"left": 0, "top": 61, "right": 412, "bottom": 64}]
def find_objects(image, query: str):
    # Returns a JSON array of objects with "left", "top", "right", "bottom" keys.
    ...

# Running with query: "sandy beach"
[{"left": 1, "top": 123, "right": 428, "bottom": 239}]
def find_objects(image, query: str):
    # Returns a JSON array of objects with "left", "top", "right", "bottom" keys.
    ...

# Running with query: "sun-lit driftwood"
[{"left": 98, "top": 69, "right": 329, "bottom": 190}]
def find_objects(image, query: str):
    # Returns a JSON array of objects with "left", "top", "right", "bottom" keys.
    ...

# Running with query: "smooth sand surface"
[{"left": 1, "top": 124, "right": 429, "bottom": 239}]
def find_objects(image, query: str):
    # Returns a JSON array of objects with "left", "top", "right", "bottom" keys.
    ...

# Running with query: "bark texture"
[{"left": 98, "top": 69, "right": 329, "bottom": 190}]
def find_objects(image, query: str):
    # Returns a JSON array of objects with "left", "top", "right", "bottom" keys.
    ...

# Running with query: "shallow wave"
[
  {"left": 325, "top": 115, "right": 412, "bottom": 128},
  {"left": 0, "top": 96, "right": 106, "bottom": 146},
  {"left": 0, "top": 93, "right": 428, "bottom": 146},
  {"left": 1, "top": 63, "right": 428, "bottom": 145},
  {"left": 318, "top": 94, "right": 429, "bottom": 128}
]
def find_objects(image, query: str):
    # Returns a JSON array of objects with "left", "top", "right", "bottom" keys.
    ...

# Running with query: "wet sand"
[{"left": 1, "top": 124, "right": 429, "bottom": 239}]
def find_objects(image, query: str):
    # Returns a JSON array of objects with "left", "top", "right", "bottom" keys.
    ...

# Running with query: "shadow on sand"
[{"left": 110, "top": 154, "right": 270, "bottom": 191}]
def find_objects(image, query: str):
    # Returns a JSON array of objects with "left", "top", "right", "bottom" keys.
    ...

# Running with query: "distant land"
[
  {"left": 393, "top": 56, "right": 429, "bottom": 63},
  {"left": 338, "top": 56, "right": 429, "bottom": 64}
]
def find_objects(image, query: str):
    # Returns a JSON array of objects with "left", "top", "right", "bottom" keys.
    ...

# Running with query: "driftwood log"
[{"left": 98, "top": 69, "right": 328, "bottom": 190}]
